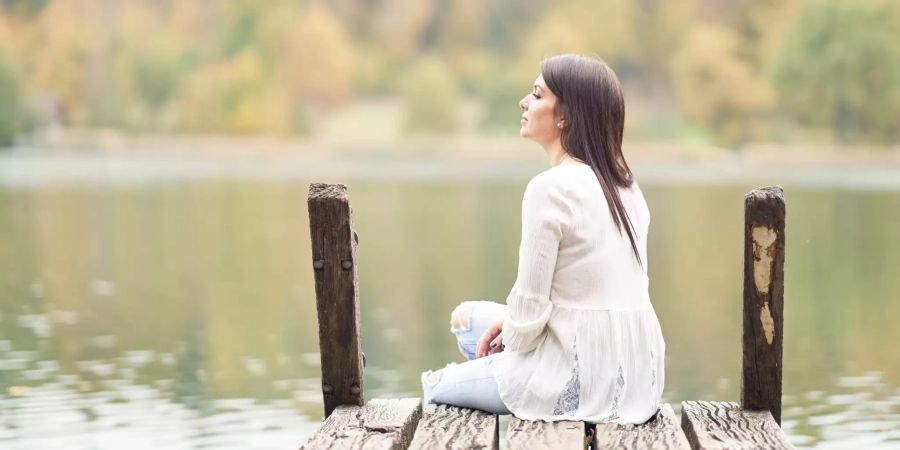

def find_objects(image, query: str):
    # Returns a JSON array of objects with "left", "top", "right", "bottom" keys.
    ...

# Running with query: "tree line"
[{"left": 0, "top": 0, "right": 898, "bottom": 147}]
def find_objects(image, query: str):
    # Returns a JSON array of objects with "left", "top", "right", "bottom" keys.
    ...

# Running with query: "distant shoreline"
[
  {"left": 2, "top": 145, "right": 899, "bottom": 190},
  {"left": 8, "top": 128, "right": 900, "bottom": 164}
]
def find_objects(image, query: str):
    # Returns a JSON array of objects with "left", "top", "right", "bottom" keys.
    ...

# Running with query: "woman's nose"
[{"left": 519, "top": 97, "right": 528, "bottom": 111}]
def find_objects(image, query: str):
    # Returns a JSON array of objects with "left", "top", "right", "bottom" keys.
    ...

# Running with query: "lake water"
[{"left": 0, "top": 153, "right": 898, "bottom": 448}]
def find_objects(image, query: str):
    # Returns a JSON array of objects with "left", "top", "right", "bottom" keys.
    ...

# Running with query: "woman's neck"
[
  {"left": 546, "top": 144, "right": 586, "bottom": 167},
  {"left": 545, "top": 141, "right": 569, "bottom": 166}
]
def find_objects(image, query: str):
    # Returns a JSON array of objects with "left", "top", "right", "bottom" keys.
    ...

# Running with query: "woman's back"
[
  {"left": 492, "top": 161, "right": 665, "bottom": 423},
  {"left": 549, "top": 162, "right": 652, "bottom": 311}
]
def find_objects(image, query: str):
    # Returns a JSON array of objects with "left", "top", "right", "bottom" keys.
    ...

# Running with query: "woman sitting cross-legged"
[{"left": 420, "top": 54, "right": 666, "bottom": 424}]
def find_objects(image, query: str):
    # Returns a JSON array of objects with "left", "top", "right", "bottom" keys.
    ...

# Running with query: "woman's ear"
[{"left": 555, "top": 106, "right": 567, "bottom": 128}]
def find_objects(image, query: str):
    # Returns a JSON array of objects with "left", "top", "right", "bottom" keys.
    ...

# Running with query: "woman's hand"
[{"left": 475, "top": 319, "right": 505, "bottom": 358}]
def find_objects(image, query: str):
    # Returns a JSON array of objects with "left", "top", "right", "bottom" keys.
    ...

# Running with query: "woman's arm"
[{"left": 501, "top": 172, "right": 573, "bottom": 353}]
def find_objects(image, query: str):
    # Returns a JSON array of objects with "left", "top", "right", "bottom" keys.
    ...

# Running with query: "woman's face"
[{"left": 519, "top": 74, "right": 562, "bottom": 145}]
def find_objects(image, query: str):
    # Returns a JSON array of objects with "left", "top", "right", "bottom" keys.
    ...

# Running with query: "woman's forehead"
[{"left": 533, "top": 74, "right": 546, "bottom": 87}]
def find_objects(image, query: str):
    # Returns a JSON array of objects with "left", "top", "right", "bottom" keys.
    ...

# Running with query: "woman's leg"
[
  {"left": 449, "top": 301, "right": 507, "bottom": 360},
  {"left": 420, "top": 354, "right": 510, "bottom": 415}
]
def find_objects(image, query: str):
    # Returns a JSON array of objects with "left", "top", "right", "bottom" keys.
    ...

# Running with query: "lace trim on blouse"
[
  {"left": 547, "top": 337, "right": 661, "bottom": 422},
  {"left": 600, "top": 365, "right": 626, "bottom": 422},
  {"left": 551, "top": 342, "right": 580, "bottom": 417}
]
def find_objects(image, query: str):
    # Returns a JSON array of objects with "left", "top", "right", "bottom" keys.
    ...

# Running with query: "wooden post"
[
  {"left": 308, "top": 183, "right": 364, "bottom": 418},
  {"left": 741, "top": 186, "right": 785, "bottom": 424}
]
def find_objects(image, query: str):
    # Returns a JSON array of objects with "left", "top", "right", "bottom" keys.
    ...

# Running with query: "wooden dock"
[{"left": 302, "top": 183, "right": 794, "bottom": 449}]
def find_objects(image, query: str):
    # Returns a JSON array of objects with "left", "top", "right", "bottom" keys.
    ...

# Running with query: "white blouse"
[{"left": 493, "top": 161, "right": 666, "bottom": 424}]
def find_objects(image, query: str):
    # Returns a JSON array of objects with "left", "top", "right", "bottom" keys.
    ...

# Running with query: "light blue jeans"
[{"left": 420, "top": 300, "right": 511, "bottom": 415}]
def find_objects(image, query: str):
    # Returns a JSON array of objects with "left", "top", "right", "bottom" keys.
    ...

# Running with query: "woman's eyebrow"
[{"left": 533, "top": 85, "right": 543, "bottom": 92}]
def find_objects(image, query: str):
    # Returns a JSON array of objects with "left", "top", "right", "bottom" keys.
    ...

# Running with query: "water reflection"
[{"left": 0, "top": 177, "right": 897, "bottom": 448}]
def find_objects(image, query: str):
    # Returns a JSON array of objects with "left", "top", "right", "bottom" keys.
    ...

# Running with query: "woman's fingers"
[
  {"left": 488, "top": 335, "right": 504, "bottom": 355},
  {"left": 475, "top": 320, "right": 504, "bottom": 358},
  {"left": 475, "top": 331, "right": 492, "bottom": 358},
  {"left": 475, "top": 337, "right": 485, "bottom": 358},
  {"left": 476, "top": 328, "right": 499, "bottom": 358}
]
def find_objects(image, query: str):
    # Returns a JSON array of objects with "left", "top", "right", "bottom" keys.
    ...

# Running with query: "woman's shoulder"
[
  {"left": 529, "top": 163, "right": 605, "bottom": 203},
  {"left": 530, "top": 163, "right": 592, "bottom": 188},
  {"left": 526, "top": 165, "right": 577, "bottom": 199},
  {"left": 532, "top": 164, "right": 648, "bottom": 211},
  {"left": 521, "top": 166, "right": 587, "bottom": 216}
]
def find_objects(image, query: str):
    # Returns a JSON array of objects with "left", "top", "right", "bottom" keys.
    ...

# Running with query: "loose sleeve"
[{"left": 501, "top": 173, "right": 574, "bottom": 353}]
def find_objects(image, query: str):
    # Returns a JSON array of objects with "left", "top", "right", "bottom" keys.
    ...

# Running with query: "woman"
[{"left": 420, "top": 54, "right": 665, "bottom": 424}]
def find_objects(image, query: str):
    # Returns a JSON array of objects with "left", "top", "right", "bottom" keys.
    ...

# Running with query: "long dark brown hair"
[{"left": 541, "top": 54, "right": 642, "bottom": 267}]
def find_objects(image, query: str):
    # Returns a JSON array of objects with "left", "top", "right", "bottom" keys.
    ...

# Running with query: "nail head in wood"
[
  {"left": 313, "top": 259, "right": 325, "bottom": 271},
  {"left": 341, "top": 259, "right": 353, "bottom": 270},
  {"left": 350, "top": 385, "right": 361, "bottom": 395},
  {"left": 322, "top": 384, "right": 333, "bottom": 394}
]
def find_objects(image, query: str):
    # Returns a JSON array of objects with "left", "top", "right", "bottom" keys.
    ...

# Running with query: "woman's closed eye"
[{"left": 531, "top": 92, "right": 541, "bottom": 99}]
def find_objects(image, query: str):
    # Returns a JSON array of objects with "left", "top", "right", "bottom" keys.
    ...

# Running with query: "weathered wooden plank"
[
  {"left": 680, "top": 401, "right": 793, "bottom": 450},
  {"left": 300, "top": 398, "right": 422, "bottom": 450},
  {"left": 408, "top": 404, "right": 498, "bottom": 450},
  {"left": 506, "top": 417, "right": 583, "bottom": 449},
  {"left": 742, "top": 186, "right": 786, "bottom": 424},
  {"left": 308, "top": 183, "right": 364, "bottom": 417},
  {"left": 594, "top": 404, "right": 690, "bottom": 449}
]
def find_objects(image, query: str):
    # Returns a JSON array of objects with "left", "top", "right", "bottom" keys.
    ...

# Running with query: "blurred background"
[{"left": 0, "top": 0, "right": 898, "bottom": 449}]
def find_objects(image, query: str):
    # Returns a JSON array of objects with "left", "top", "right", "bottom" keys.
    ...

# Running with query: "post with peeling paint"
[
  {"left": 741, "top": 186, "right": 785, "bottom": 424},
  {"left": 308, "top": 183, "right": 364, "bottom": 418}
]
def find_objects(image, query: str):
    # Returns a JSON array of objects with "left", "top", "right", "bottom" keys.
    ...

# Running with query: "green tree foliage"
[
  {"left": 739, "top": 0, "right": 800, "bottom": 65},
  {"left": 483, "top": 0, "right": 550, "bottom": 52},
  {"left": 367, "top": 0, "right": 438, "bottom": 61},
  {"left": 478, "top": 67, "right": 530, "bottom": 134},
  {"left": 130, "top": 39, "right": 189, "bottom": 118},
  {"left": 270, "top": 3, "right": 354, "bottom": 108},
  {"left": 518, "top": 0, "right": 635, "bottom": 69},
  {"left": 630, "top": 0, "right": 697, "bottom": 86},
  {"left": 215, "top": 0, "right": 270, "bottom": 58},
  {"left": 350, "top": 43, "right": 393, "bottom": 95},
  {"left": 0, "top": 50, "right": 23, "bottom": 146},
  {"left": 178, "top": 51, "right": 291, "bottom": 134},
  {"left": 401, "top": 57, "right": 460, "bottom": 134},
  {"left": 26, "top": 0, "right": 95, "bottom": 125},
  {"left": 772, "top": 0, "right": 900, "bottom": 143},
  {"left": 671, "top": 25, "right": 775, "bottom": 147},
  {"left": 1, "top": 0, "right": 48, "bottom": 17},
  {"left": 0, "top": 0, "right": 898, "bottom": 145}
]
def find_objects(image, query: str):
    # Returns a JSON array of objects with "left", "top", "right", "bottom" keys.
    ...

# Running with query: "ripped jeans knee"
[
  {"left": 450, "top": 301, "right": 475, "bottom": 332},
  {"left": 419, "top": 356, "right": 510, "bottom": 415},
  {"left": 449, "top": 300, "right": 506, "bottom": 361},
  {"left": 420, "top": 363, "right": 454, "bottom": 406}
]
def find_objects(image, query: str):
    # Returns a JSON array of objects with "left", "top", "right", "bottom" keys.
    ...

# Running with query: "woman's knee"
[
  {"left": 451, "top": 301, "right": 500, "bottom": 360},
  {"left": 421, "top": 364, "right": 454, "bottom": 405},
  {"left": 450, "top": 301, "right": 476, "bottom": 332},
  {"left": 420, "top": 358, "right": 510, "bottom": 414},
  {"left": 423, "top": 369, "right": 442, "bottom": 387}
]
